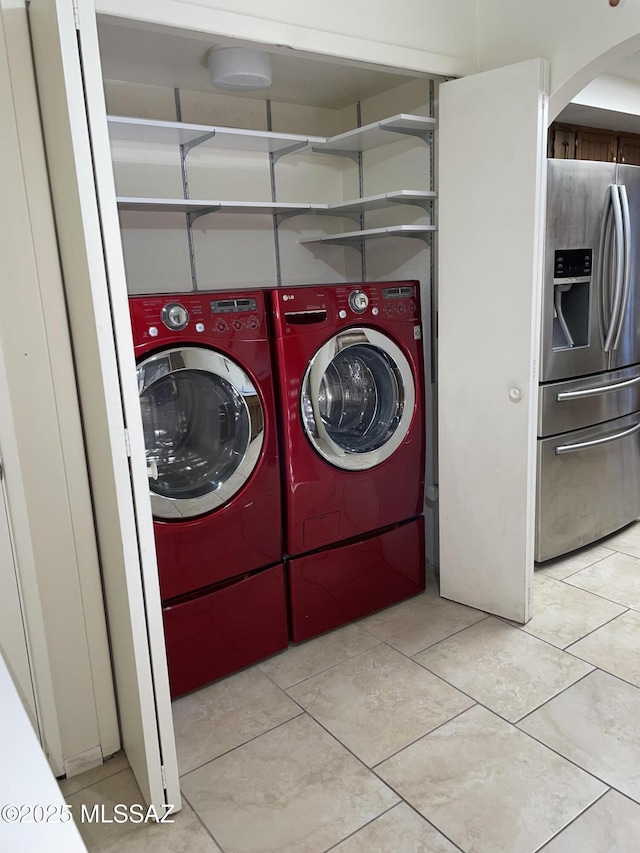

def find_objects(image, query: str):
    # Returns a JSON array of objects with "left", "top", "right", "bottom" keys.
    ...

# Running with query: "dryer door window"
[
  {"left": 137, "top": 347, "right": 264, "bottom": 519},
  {"left": 301, "top": 328, "right": 416, "bottom": 471}
]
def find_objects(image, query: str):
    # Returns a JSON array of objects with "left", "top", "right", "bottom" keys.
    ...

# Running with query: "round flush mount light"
[{"left": 208, "top": 47, "right": 272, "bottom": 92}]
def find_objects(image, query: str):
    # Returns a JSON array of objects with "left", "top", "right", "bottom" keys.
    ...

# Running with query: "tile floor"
[{"left": 60, "top": 521, "right": 640, "bottom": 852}]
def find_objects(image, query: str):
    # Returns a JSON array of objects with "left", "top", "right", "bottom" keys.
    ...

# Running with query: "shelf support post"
[
  {"left": 267, "top": 100, "right": 283, "bottom": 287},
  {"left": 175, "top": 87, "right": 199, "bottom": 290}
]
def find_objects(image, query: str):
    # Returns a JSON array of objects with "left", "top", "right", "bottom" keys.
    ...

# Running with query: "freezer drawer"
[
  {"left": 536, "top": 411, "right": 640, "bottom": 561},
  {"left": 538, "top": 363, "right": 640, "bottom": 437}
]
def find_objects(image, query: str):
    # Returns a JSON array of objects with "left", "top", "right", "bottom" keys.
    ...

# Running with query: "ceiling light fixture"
[{"left": 208, "top": 47, "right": 272, "bottom": 92}]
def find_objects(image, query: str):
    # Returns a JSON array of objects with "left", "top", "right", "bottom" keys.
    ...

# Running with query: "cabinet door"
[
  {"left": 576, "top": 128, "right": 617, "bottom": 162},
  {"left": 548, "top": 123, "right": 577, "bottom": 159},
  {"left": 28, "top": 0, "right": 179, "bottom": 811},
  {"left": 617, "top": 133, "right": 640, "bottom": 166},
  {"left": 439, "top": 59, "right": 547, "bottom": 622}
]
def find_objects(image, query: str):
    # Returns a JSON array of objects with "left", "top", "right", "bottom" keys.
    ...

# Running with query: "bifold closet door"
[
  {"left": 28, "top": 0, "right": 180, "bottom": 810},
  {"left": 438, "top": 59, "right": 548, "bottom": 622}
]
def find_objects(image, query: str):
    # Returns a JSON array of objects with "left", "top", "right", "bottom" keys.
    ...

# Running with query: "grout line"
[
  {"left": 559, "top": 574, "right": 640, "bottom": 611},
  {"left": 492, "top": 602, "right": 630, "bottom": 658},
  {"left": 559, "top": 660, "right": 640, "bottom": 696},
  {"left": 563, "top": 607, "right": 632, "bottom": 652},
  {"left": 321, "top": 803, "right": 399, "bottom": 852},
  {"left": 273, "top": 641, "right": 385, "bottom": 693},
  {"left": 178, "top": 709, "right": 305, "bottom": 779},
  {"left": 180, "top": 788, "right": 228, "bottom": 852},
  {"left": 287, "top": 702, "right": 475, "bottom": 845},
  {"left": 368, "top": 757, "right": 467, "bottom": 853},
  {"left": 536, "top": 548, "right": 616, "bottom": 581},
  {"left": 513, "top": 718, "right": 623, "bottom": 801},
  {"left": 403, "top": 613, "right": 498, "bottom": 659},
  {"left": 533, "top": 788, "right": 611, "bottom": 852},
  {"left": 370, "top": 703, "right": 478, "bottom": 769},
  {"left": 514, "top": 668, "right": 596, "bottom": 725},
  {"left": 405, "top": 614, "right": 492, "bottom": 659},
  {"left": 498, "top": 602, "right": 630, "bottom": 654},
  {"left": 60, "top": 758, "right": 130, "bottom": 799}
]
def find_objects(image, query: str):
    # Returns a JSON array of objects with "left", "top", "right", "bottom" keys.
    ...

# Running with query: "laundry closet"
[
  {"left": 99, "top": 16, "right": 440, "bottom": 690},
  {"left": 27, "top": 0, "right": 443, "bottom": 809}
]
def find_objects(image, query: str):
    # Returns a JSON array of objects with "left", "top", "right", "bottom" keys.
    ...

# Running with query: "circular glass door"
[
  {"left": 301, "top": 328, "right": 415, "bottom": 471},
  {"left": 137, "top": 346, "right": 264, "bottom": 519}
]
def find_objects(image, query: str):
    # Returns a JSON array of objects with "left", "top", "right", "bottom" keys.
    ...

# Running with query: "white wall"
[
  {"left": 96, "top": 0, "right": 476, "bottom": 78},
  {"left": 476, "top": 0, "right": 640, "bottom": 119},
  {"left": 572, "top": 72, "right": 640, "bottom": 117}
]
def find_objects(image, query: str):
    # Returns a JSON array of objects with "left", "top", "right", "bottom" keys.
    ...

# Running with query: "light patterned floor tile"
[
  {"left": 414, "top": 617, "right": 592, "bottom": 722},
  {"left": 520, "top": 670, "right": 640, "bottom": 801},
  {"left": 331, "top": 803, "right": 458, "bottom": 852},
  {"left": 181, "top": 714, "right": 398, "bottom": 853},
  {"left": 567, "top": 609, "right": 640, "bottom": 689},
  {"left": 359, "top": 588, "right": 488, "bottom": 656},
  {"left": 172, "top": 668, "right": 301, "bottom": 775},
  {"left": 565, "top": 551, "right": 640, "bottom": 610},
  {"left": 506, "top": 575, "right": 625, "bottom": 649},
  {"left": 66, "top": 768, "right": 221, "bottom": 853},
  {"left": 60, "top": 751, "right": 129, "bottom": 797},
  {"left": 535, "top": 544, "right": 615, "bottom": 580},
  {"left": 377, "top": 705, "right": 605, "bottom": 853},
  {"left": 599, "top": 519, "right": 640, "bottom": 559},
  {"left": 542, "top": 790, "right": 640, "bottom": 852},
  {"left": 258, "top": 623, "right": 380, "bottom": 689},
  {"left": 287, "top": 644, "right": 473, "bottom": 767}
]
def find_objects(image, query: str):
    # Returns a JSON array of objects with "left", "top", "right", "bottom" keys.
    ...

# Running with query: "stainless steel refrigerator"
[{"left": 536, "top": 159, "right": 640, "bottom": 561}]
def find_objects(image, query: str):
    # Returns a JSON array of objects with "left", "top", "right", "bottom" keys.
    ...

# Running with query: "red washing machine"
[
  {"left": 270, "top": 281, "right": 426, "bottom": 641},
  {"left": 129, "top": 291, "right": 288, "bottom": 696}
]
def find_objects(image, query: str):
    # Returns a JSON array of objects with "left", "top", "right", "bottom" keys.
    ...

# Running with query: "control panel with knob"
[
  {"left": 161, "top": 302, "right": 189, "bottom": 331},
  {"left": 130, "top": 291, "right": 267, "bottom": 348},
  {"left": 349, "top": 290, "right": 369, "bottom": 314}
]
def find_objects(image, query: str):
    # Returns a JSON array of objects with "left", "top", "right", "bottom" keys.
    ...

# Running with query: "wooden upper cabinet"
[
  {"left": 549, "top": 122, "right": 640, "bottom": 164},
  {"left": 618, "top": 134, "right": 640, "bottom": 165},
  {"left": 575, "top": 128, "right": 617, "bottom": 162},
  {"left": 548, "top": 123, "right": 577, "bottom": 159}
]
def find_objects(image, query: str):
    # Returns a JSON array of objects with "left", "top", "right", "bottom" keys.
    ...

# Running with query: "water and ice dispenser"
[{"left": 552, "top": 248, "right": 592, "bottom": 349}]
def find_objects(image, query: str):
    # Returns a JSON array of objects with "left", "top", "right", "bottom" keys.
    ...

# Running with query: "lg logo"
[{"left": 282, "top": 294, "right": 295, "bottom": 301}]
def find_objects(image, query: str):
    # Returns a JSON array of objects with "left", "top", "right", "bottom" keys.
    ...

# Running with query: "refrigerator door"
[
  {"left": 538, "top": 363, "right": 640, "bottom": 436},
  {"left": 612, "top": 165, "right": 640, "bottom": 371},
  {"left": 542, "top": 160, "right": 616, "bottom": 383},
  {"left": 535, "top": 410, "right": 640, "bottom": 561}
]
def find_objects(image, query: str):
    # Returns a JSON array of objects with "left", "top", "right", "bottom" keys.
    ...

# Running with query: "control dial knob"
[
  {"left": 161, "top": 302, "right": 189, "bottom": 331},
  {"left": 349, "top": 290, "right": 369, "bottom": 314}
]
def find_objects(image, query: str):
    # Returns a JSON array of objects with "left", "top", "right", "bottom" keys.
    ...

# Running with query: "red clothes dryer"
[
  {"left": 129, "top": 291, "right": 287, "bottom": 695},
  {"left": 270, "top": 281, "right": 426, "bottom": 641}
]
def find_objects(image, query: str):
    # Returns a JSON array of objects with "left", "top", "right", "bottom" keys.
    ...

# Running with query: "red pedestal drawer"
[
  {"left": 163, "top": 563, "right": 288, "bottom": 697},
  {"left": 287, "top": 516, "right": 425, "bottom": 643}
]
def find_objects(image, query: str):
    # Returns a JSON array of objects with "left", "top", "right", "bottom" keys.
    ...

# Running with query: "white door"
[
  {"left": 28, "top": 0, "right": 179, "bottom": 810},
  {"left": 0, "top": 470, "right": 37, "bottom": 730},
  {"left": 438, "top": 59, "right": 548, "bottom": 622}
]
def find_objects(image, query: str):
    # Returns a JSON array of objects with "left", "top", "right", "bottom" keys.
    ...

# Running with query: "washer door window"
[
  {"left": 301, "top": 328, "right": 415, "bottom": 471},
  {"left": 137, "top": 346, "right": 264, "bottom": 519}
]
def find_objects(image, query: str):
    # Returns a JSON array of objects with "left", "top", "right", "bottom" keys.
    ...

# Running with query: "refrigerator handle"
[
  {"left": 597, "top": 185, "right": 614, "bottom": 347},
  {"left": 611, "top": 184, "right": 632, "bottom": 352},
  {"left": 555, "top": 419, "right": 640, "bottom": 455},
  {"left": 556, "top": 372, "right": 640, "bottom": 401},
  {"left": 603, "top": 184, "right": 625, "bottom": 352}
]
